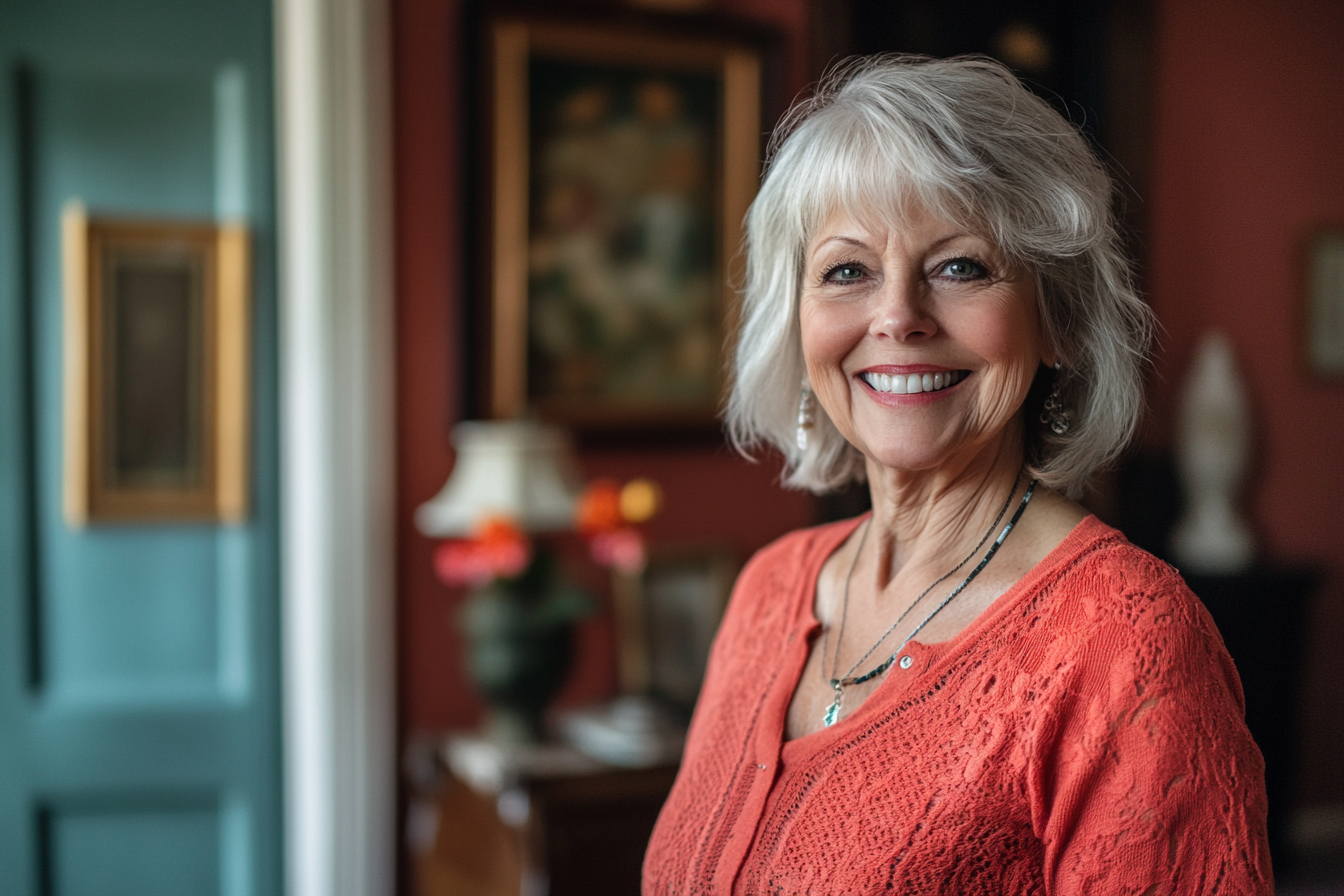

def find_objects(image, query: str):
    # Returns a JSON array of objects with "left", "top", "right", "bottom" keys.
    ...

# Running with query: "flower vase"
[{"left": 457, "top": 555, "right": 593, "bottom": 744}]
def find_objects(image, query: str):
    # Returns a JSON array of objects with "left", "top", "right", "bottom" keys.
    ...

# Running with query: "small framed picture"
[
  {"left": 62, "top": 205, "right": 250, "bottom": 525},
  {"left": 1306, "top": 229, "right": 1344, "bottom": 377},
  {"left": 613, "top": 545, "right": 738, "bottom": 709},
  {"left": 482, "top": 16, "right": 762, "bottom": 428}
]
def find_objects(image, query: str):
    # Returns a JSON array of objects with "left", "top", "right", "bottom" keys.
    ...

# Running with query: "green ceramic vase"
[{"left": 458, "top": 553, "right": 594, "bottom": 744}]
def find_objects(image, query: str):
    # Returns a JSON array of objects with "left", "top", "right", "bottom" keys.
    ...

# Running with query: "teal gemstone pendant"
[{"left": 823, "top": 681, "right": 843, "bottom": 727}]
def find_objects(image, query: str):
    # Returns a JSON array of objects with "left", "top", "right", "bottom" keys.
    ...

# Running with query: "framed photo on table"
[
  {"left": 612, "top": 545, "right": 738, "bottom": 709},
  {"left": 62, "top": 205, "right": 250, "bottom": 525},
  {"left": 483, "top": 17, "right": 762, "bottom": 428},
  {"left": 1306, "top": 229, "right": 1344, "bottom": 378}
]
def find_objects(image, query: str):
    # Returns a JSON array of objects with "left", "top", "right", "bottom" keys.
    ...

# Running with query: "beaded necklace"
[{"left": 821, "top": 477, "right": 1038, "bottom": 727}]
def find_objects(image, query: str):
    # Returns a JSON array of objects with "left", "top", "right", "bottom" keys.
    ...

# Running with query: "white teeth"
[{"left": 863, "top": 370, "right": 963, "bottom": 394}]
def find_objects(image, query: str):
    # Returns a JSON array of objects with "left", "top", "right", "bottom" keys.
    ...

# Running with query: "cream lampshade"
[{"left": 415, "top": 419, "right": 581, "bottom": 537}]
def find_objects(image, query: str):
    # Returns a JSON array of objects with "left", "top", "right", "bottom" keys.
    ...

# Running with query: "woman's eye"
[
  {"left": 825, "top": 264, "right": 865, "bottom": 282},
  {"left": 938, "top": 257, "right": 988, "bottom": 280}
]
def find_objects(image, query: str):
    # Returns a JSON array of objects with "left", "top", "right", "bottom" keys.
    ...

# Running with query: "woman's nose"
[{"left": 869, "top": 278, "right": 937, "bottom": 342}]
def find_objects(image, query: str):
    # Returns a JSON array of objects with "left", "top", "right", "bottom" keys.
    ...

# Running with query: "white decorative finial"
[{"left": 1171, "top": 332, "right": 1255, "bottom": 574}]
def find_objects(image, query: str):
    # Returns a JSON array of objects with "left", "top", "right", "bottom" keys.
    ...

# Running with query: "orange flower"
[
  {"left": 474, "top": 517, "right": 528, "bottom": 550},
  {"left": 575, "top": 478, "right": 625, "bottom": 536},
  {"left": 473, "top": 517, "right": 531, "bottom": 580}
]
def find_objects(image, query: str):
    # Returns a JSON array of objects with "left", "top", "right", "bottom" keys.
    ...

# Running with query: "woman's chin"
[
  {"left": 854, "top": 428, "right": 1019, "bottom": 481},
  {"left": 858, "top": 445, "right": 961, "bottom": 478}
]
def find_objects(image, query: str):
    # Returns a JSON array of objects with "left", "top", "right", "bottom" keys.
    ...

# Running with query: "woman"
[{"left": 644, "top": 56, "right": 1271, "bottom": 894}]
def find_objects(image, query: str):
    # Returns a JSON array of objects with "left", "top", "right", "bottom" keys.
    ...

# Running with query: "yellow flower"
[{"left": 619, "top": 478, "right": 662, "bottom": 523}]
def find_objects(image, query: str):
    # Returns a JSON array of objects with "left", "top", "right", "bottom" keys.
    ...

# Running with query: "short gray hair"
[{"left": 725, "top": 55, "right": 1153, "bottom": 499}]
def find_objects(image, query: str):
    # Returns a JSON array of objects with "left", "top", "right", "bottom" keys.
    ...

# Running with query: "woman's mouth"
[{"left": 859, "top": 370, "right": 968, "bottom": 394}]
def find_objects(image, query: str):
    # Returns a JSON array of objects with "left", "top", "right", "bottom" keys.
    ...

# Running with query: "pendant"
[{"left": 822, "top": 681, "right": 843, "bottom": 727}]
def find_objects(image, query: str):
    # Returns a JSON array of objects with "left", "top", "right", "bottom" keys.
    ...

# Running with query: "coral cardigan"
[{"left": 643, "top": 516, "right": 1272, "bottom": 895}]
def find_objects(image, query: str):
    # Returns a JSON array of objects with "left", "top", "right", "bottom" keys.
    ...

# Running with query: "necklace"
[
  {"left": 820, "top": 475, "right": 1021, "bottom": 696},
  {"left": 820, "top": 477, "right": 1038, "bottom": 728}
]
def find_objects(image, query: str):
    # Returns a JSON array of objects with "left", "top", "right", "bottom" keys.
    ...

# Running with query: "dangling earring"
[
  {"left": 1041, "top": 362, "right": 1073, "bottom": 435},
  {"left": 797, "top": 380, "right": 815, "bottom": 451}
]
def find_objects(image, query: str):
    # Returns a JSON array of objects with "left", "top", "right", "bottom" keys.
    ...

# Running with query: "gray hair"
[{"left": 725, "top": 55, "right": 1153, "bottom": 499}]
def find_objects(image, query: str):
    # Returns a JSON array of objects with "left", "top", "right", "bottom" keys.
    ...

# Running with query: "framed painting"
[
  {"left": 1306, "top": 229, "right": 1344, "bottom": 378},
  {"left": 62, "top": 205, "right": 250, "bottom": 524},
  {"left": 612, "top": 545, "right": 737, "bottom": 709},
  {"left": 484, "top": 17, "right": 762, "bottom": 428}
]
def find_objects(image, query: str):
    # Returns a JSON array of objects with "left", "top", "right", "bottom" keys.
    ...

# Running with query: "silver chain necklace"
[{"left": 820, "top": 477, "right": 1037, "bottom": 728}]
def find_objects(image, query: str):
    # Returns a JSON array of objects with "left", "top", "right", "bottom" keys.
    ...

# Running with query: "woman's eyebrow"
[
  {"left": 810, "top": 232, "right": 972, "bottom": 256},
  {"left": 924, "top": 234, "right": 964, "bottom": 254},
  {"left": 811, "top": 234, "right": 868, "bottom": 253}
]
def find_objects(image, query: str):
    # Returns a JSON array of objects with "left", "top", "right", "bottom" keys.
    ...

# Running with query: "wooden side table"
[{"left": 413, "top": 735, "right": 678, "bottom": 896}]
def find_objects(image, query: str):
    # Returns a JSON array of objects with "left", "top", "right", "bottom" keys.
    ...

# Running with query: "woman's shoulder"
[
  {"left": 1047, "top": 516, "right": 1218, "bottom": 636},
  {"left": 1025, "top": 526, "right": 1271, "bottom": 889},
  {"left": 741, "top": 515, "right": 865, "bottom": 575},
  {"left": 718, "top": 516, "right": 865, "bottom": 628},
  {"left": 1019, "top": 516, "right": 1245, "bottom": 711}
]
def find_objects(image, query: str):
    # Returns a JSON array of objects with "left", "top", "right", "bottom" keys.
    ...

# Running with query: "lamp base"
[{"left": 458, "top": 569, "right": 594, "bottom": 746}]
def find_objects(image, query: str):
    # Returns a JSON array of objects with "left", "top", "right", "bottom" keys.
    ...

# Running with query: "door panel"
[
  {"left": 48, "top": 799, "right": 222, "bottom": 896},
  {"left": 0, "top": 2, "right": 280, "bottom": 894}
]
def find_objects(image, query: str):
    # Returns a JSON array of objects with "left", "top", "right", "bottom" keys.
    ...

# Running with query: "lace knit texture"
[{"left": 643, "top": 516, "right": 1272, "bottom": 895}]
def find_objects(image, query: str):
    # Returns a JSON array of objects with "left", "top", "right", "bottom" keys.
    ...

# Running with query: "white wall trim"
[{"left": 274, "top": 0, "right": 396, "bottom": 893}]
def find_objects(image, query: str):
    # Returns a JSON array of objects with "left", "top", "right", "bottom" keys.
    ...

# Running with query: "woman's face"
[{"left": 799, "top": 205, "right": 1049, "bottom": 475}]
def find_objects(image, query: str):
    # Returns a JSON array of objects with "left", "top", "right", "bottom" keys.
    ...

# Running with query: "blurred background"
[{"left": 2, "top": 0, "right": 1342, "bottom": 894}]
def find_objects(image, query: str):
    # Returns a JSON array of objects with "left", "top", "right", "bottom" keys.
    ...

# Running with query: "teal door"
[{"left": 0, "top": 1, "right": 282, "bottom": 894}]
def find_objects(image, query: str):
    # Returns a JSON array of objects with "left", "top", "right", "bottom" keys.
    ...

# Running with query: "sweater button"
[{"left": 899, "top": 655, "right": 913, "bottom": 670}]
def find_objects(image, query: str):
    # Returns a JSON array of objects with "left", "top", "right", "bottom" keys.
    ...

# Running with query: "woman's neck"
[{"left": 862, "top": 442, "right": 1027, "bottom": 591}]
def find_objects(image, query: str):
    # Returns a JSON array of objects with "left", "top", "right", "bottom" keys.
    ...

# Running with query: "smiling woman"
[
  {"left": 798, "top": 208, "right": 1047, "bottom": 479},
  {"left": 644, "top": 56, "right": 1273, "bottom": 895}
]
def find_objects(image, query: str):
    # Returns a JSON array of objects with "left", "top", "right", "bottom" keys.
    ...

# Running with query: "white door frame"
[{"left": 274, "top": 0, "right": 397, "bottom": 893}]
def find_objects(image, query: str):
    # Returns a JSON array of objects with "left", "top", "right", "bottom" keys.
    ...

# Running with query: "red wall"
[
  {"left": 392, "top": 0, "right": 816, "bottom": 734},
  {"left": 394, "top": 0, "right": 1344, "bottom": 810},
  {"left": 1149, "top": 0, "right": 1344, "bottom": 804}
]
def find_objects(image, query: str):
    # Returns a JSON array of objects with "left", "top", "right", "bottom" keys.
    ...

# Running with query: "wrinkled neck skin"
[{"left": 862, "top": 415, "right": 1027, "bottom": 594}]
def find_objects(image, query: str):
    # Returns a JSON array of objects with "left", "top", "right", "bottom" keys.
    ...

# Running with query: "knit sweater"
[{"left": 643, "top": 515, "right": 1272, "bottom": 895}]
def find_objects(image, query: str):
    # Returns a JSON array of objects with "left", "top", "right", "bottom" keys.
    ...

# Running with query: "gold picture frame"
[
  {"left": 62, "top": 204, "right": 250, "bottom": 525},
  {"left": 485, "top": 17, "right": 762, "bottom": 428}
]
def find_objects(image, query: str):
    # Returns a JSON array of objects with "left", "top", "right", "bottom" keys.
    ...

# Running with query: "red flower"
[
  {"left": 433, "top": 517, "right": 532, "bottom": 587},
  {"left": 433, "top": 540, "right": 489, "bottom": 587},
  {"left": 589, "top": 528, "right": 647, "bottom": 575}
]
